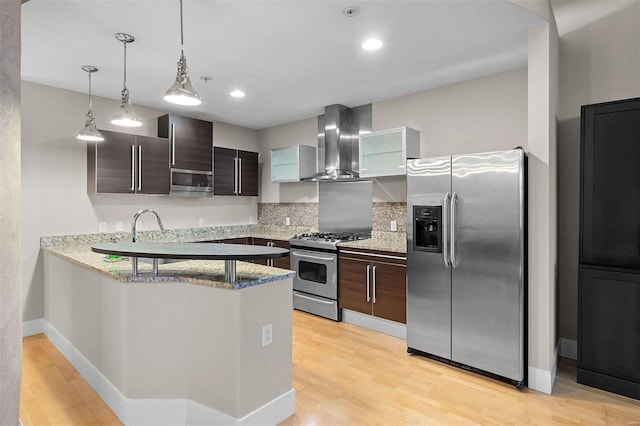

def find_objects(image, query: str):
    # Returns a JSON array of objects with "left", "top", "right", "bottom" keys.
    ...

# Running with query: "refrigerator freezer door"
[
  {"left": 407, "top": 157, "right": 452, "bottom": 359},
  {"left": 450, "top": 149, "right": 525, "bottom": 381}
]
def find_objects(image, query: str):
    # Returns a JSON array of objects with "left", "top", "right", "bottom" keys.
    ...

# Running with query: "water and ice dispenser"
[{"left": 413, "top": 206, "right": 442, "bottom": 253}]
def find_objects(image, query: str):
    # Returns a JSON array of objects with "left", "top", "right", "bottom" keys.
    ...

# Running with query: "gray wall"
[
  {"left": 258, "top": 68, "right": 529, "bottom": 204},
  {"left": 556, "top": 0, "right": 640, "bottom": 341},
  {"left": 21, "top": 81, "right": 260, "bottom": 321}
]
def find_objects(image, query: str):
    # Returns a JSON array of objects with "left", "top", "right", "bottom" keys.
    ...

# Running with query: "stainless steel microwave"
[{"left": 170, "top": 168, "right": 213, "bottom": 196}]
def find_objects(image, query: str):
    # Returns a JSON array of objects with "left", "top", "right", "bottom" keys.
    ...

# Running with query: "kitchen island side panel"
[{"left": 43, "top": 253, "right": 294, "bottom": 421}]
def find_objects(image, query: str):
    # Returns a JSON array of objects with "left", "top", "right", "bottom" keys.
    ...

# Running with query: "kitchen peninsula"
[{"left": 41, "top": 226, "right": 297, "bottom": 426}]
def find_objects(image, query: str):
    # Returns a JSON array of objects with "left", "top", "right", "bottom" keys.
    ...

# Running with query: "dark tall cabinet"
[{"left": 578, "top": 97, "right": 640, "bottom": 400}]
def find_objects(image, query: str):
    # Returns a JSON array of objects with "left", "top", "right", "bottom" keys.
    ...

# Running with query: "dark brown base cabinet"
[
  {"left": 252, "top": 238, "right": 290, "bottom": 269},
  {"left": 579, "top": 98, "right": 640, "bottom": 400},
  {"left": 338, "top": 249, "right": 406, "bottom": 324},
  {"left": 213, "top": 147, "right": 259, "bottom": 196},
  {"left": 87, "top": 130, "right": 170, "bottom": 195}
]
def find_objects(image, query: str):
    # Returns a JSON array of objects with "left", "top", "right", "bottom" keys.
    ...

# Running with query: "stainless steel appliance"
[
  {"left": 302, "top": 103, "right": 372, "bottom": 181},
  {"left": 290, "top": 180, "right": 373, "bottom": 321},
  {"left": 170, "top": 168, "right": 212, "bottom": 196},
  {"left": 290, "top": 232, "right": 370, "bottom": 321},
  {"left": 406, "top": 148, "right": 526, "bottom": 389}
]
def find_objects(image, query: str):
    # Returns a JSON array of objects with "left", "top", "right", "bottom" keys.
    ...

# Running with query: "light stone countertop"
[
  {"left": 42, "top": 245, "right": 295, "bottom": 290},
  {"left": 337, "top": 232, "right": 407, "bottom": 254},
  {"left": 41, "top": 226, "right": 407, "bottom": 288}
]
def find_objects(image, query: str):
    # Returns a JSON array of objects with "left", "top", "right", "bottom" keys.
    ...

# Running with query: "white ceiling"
[{"left": 21, "top": 1, "right": 544, "bottom": 130}]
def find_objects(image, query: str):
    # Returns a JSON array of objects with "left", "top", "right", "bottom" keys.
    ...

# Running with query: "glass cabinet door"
[
  {"left": 271, "top": 146, "right": 299, "bottom": 182},
  {"left": 359, "top": 127, "right": 420, "bottom": 178},
  {"left": 271, "top": 145, "right": 316, "bottom": 182}
]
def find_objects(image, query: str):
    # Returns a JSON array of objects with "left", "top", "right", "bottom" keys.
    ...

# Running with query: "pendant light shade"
[
  {"left": 77, "top": 65, "right": 104, "bottom": 142},
  {"left": 111, "top": 33, "right": 142, "bottom": 127},
  {"left": 165, "top": 0, "right": 201, "bottom": 106}
]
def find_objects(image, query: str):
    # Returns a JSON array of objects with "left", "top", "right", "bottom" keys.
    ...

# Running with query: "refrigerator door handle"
[
  {"left": 450, "top": 191, "right": 458, "bottom": 268},
  {"left": 443, "top": 193, "right": 451, "bottom": 267}
]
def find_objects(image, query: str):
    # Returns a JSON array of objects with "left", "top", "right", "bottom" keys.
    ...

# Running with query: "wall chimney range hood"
[{"left": 303, "top": 103, "right": 372, "bottom": 181}]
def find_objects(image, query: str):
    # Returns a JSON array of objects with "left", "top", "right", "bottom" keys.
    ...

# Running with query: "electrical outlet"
[
  {"left": 198, "top": 218, "right": 205, "bottom": 227},
  {"left": 116, "top": 222, "right": 124, "bottom": 232},
  {"left": 390, "top": 220, "right": 398, "bottom": 232},
  {"left": 136, "top": 221, "right": 143, "bottom": 231},
  {"left": 98, "top": 222, "right": 107, "bottom": 232},
  {"left": 262, "top": 323, "right": 273, "bottom": 347},
  {"left": 285, "top": 217, "right": 291, "bottom": 226}
]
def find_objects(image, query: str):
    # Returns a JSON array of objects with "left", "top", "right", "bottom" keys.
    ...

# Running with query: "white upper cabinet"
[
  {"left": 358, "top": 127, "right": 420, "bottom": 178},
  {"left": 271, "top": 145, "right": 317, "bottom": 182}
]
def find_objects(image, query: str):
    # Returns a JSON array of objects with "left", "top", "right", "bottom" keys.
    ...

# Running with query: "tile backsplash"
[{"left": 258, "top": 202, "right": 406, "bottom": 232}]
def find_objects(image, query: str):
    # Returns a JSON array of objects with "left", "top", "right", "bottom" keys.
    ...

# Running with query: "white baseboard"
[
  {"left": 43, "top": 321, "right": 295, "bottom": 425},
  {"left": 527, "top": 342, "right": 559, "bottom": 394},
  {"left": 22, "top": 318, "right": 45, "bottom": 337},
  {"left": 559, "top": 338, "right": 577, "bottom": 360},
  {"left": 342, "top": 309, "right": 407, "bottom": 339}
]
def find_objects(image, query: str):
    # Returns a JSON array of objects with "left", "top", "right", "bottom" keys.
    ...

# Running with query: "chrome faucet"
[
  {"left": 131, "top": 209, "right": 165, "bottom": 243},
  {"left": 131, "top": 209, "right": 165, "bottom": 277}
]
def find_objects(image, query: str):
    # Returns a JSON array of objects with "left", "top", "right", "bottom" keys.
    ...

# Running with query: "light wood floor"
[
  {"left": 21, "top": 311, "right": 640, "bottom": 425},
  {"left": 20, "top": 334, "right": 121, "bottom": 425}
]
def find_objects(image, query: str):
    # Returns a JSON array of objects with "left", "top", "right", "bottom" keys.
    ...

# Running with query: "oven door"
[{"left": 290, "top": 248, "right": 337, "bottom": 300}]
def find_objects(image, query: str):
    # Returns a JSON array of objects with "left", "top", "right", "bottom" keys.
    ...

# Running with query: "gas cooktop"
[{"left": 289, "top": 232, "right": 371, "bottom": 251}]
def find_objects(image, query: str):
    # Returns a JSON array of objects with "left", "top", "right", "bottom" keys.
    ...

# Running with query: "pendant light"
[
  {"left": 77, "top": 65, "right": 104, "bottom": 142},
  {"left": 111, "top": 33, "right": 143, "bottom": 127},
  {"left": 164, "top": 0, "right": 201, "bottom": 106}
]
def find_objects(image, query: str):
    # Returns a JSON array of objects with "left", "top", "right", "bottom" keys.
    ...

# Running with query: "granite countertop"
[
  {"left": 41, "top": 225, "right": 407, "bottom": 288},
  {"left": 92, "top": 241, "right": 289, "bottom": 260},
  {"left": 337, "top": 232, "right": 407, "bottom": 254},
  {"left": 42, "top": 245, "right": 295, "bottom": 290}
]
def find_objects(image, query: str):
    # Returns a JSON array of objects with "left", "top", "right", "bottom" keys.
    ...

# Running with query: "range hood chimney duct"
[{"left": 309, "top": 103, "right": 372, "bottom": 181}]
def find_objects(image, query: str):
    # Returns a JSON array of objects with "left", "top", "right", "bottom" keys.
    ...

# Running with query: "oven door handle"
[
  {"left": 293, "top": 291, "right": 335, "bottom": 305},
  {"left": 291, "top": 252, "right": 335, "bottom": 263}
]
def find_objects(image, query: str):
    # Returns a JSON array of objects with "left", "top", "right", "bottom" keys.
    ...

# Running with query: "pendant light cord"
[
  {"left": 88, "top": 71, "right": 93, "bottom": 113},
  {"left": 180, "top": 0, "right": 184, "bottom": 52},
  {"left": 122, "top": 41, "right": 127, "bottom": 90}
]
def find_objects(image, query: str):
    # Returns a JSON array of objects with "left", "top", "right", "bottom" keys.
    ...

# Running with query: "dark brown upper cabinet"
[
  {"left": 213, "top": 147, "right": 259, "bottom": 196},
  {"left": 158, "top": 114, "right": 213, "bottom": 172},
  {"left": 87, "top": 130, "right": 170, "bottom": 195}
]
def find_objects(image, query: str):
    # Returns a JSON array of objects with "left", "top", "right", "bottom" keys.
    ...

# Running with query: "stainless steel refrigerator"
[{"left": 406, "top": 148, "right": 526, "bottom": 388}]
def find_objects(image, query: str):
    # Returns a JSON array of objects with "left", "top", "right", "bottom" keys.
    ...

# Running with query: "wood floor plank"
[{"left": 21, "top": 312, "right": 640, "bottom": 425}]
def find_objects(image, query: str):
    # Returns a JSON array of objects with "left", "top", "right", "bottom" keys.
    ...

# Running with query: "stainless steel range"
[
  {"left": 290, "top": 232, "right": 370, "bottom": 321},
  {"left": 289, "top": 103, "right": 374, "bottom": 321}
]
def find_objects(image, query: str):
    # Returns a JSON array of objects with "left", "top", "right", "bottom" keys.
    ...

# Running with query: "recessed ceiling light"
[
  {"left": 343, "top": 6, "right": 361, "bottom": 17},
  {"left": 362, "top": 38, "right": 383, "bottom": 51},
  {"left": 230, "top": 90, "right": 245, "bottom": 98}
]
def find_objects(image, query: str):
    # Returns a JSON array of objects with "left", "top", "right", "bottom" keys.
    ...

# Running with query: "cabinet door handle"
[
  {"left": 170, "top": 123, "right": 176, "bottom": 166},
  {"left": 238, "top": 157, "right": 242, "bottom": 195},
  {"left": 137, "top": 145, "right": 142, "bottom": 191},
  {"left": 130, "top": 145, "right": 135, "bottom": 191},
  {"left": 366, "top": 264, "right": 371, "bottom": 302},
  {"left": 372, "top": 265, "right": 377, "bottom": 304},
  {"left": 233, "top": 157, "right": 238, "bottom": 194}
]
